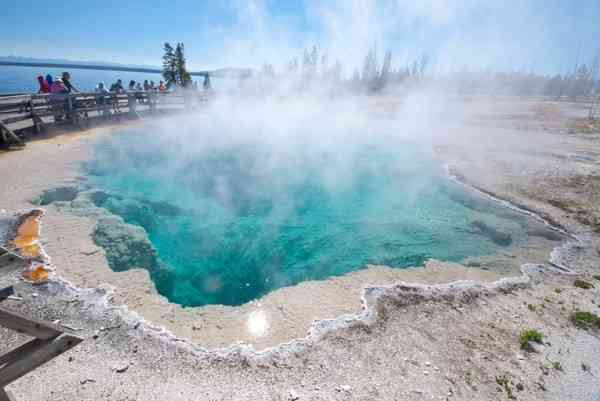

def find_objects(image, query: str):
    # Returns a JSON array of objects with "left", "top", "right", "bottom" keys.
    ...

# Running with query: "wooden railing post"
[
  {"left": 128, "top": 93, "right": 139, "bottom": 117},
  {"left": 31, "top": 112, "right": 45, "bottom": 134},
  {"left": 0, "top": 121, "right": 23, "bottom": 147},
  {"left": 66, "top": 95, "right": 73, "bottom": 119},
  {"left": 148, "top": 92, "right": 156, "bottom": 114},
  {"left": 0, "top": 304, "right": 83, "bottom": 400},
  {"left": 0, "top": 387, "right": 16, "bottom": 401},
  {"left": 66, "top": 95, "right": 82, "bottom": 128}
]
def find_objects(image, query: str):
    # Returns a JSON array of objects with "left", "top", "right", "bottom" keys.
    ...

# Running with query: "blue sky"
[{"left": 2, "top": 0, "right": 600, "bottom": 75}]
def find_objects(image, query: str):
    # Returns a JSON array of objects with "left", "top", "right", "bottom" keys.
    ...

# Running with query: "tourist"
[
  {"left": 143, "top": 80, "right": 150, "bottom": 91},
  {"left": 61, "top": 72, "right": 78, "bottom": 93},
  {"left": 158, "top": 81, "right": 166, "bottom": 92},
  {"left": 95, "top": 82, "right": 109, "bottom": 103},
  {"left": 37, "top": 76, "right": 50, "bottom": 93},
  {"left": 150, "top": 81, "right": 156, "bottom": 91},
  {"left": 94, "top": 82, "right": 111, "bottom": 116},
  {"left": 45, "top": 74, "right": 53, "bottom": 89},
  {"left": 95, "top": 82, "right": 109, "bottom": 95},
  {"left": 50, "top": 78, "right": 67, "bottom": 94},
  {"left": 110, "top": 79, "right": 124, "bottom": 93},
  {"left": 49, "top": 78, "right": 68, "bottom": 121},
  {"left": 135, "top": 82, "right": 144, "bottom": 103},
  {"left": 128, "top": 80, "right": 136, "bottom": 91}
]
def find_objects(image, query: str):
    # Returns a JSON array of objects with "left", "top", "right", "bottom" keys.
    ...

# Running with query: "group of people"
[
  {"left": 95, "top": 79, "right": 168, "bottom": 95},
  {"left": 37, "top": 72, "right": 78, "bottom": 94},
  {"left": 37, "top": 72, "right": 211, "bottom": 96}
]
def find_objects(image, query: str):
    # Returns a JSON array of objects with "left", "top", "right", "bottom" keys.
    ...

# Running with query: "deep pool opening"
[{"left": 76, "top": 127, "right": 563, "bottom": 307}]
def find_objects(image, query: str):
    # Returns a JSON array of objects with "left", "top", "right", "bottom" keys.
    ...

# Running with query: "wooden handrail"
[
  {"left": 0, "top": 304, "right": 83, "bottom": 400},
  {"left": 0, "top": 89, "right": 212, "bottom": 147}
]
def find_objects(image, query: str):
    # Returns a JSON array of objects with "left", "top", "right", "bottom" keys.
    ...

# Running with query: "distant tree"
[
  {"left": 162, "top": 42, "right": 177, "bottom": 88},
  {"left": 568, "top": 64, "right": 592, "bottom": 100},
  {"left": 419, "top": 53, "right": 429, "bottom": 78},
  {"left": 544, "top": 74, "right": 564, "bottom": 97},
  {"left": 302, "top": 48, "right": 312, "bottom": 76},
  {"left": 411, "top": 60, "right": 419, "bottom": 77},
  {"left": 287, "top": 58, "right": 299, "bottom": 74},
  {"left": 310, "top": 45, "right": 319, "bottom": 72},
  {"left": 320, "top": 53, "right": 329, "bottom": 76},
  {"left": 362, "top": 46, "right": 379, "bottom": 88},
  {"left": 331, "top": 59, "right": 343, "bottom": 82},
  {"left": 174, "top": 43, "right": 191, "bottom": 87},
  {"left": 589, "top": 52, "right": 600, "bottom": 119},
  {"left": 262, "top": 63, "right": 275, "bottom": 77},
  {"left": 378, "top": 50, "right": 392, "bottom": 88}
]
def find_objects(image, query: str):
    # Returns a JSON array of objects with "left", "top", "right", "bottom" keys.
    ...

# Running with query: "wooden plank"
[
  {"left": 0, "top": 121, "right": 23, "bottom": 146},
  {"left": 0, "top": 287, "right": 14, "bottom": 302},
  {"left": 0, "top": 387, "right": 16, "bottom": 401},
  {"left": 0, "top": 307, "right": 62, "bottom": 340},
  {"left": 31, "top": 113, "right": 46, "bottom": 133},
  {"left": 0, "top": 104, "right": 26, "bottom": 113},
  {"left": 0, "top": 333, "right": 83, "bottom": 387},
  {"left": 0, "top": 338, "right": 45, "bottom": 367},
  {"left": 1, "top": 114, "right": 32, "bottom": 125}
]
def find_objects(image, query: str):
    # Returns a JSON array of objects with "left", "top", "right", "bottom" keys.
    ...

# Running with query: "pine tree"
[
  {"left": 419, "top": 53, "right": 429, "bottom": 79},
  {"left": 287, "top": 58, "right": 299, "bottom": 73},
  {"left": 379, "top": 50, "right": 392, "bottom": 87},
  {"left": 175, "top": 43, "right": 191, "bottom": 87},
  {"left": 362, "top": 46, "right": 379, "bottom": 87},
  {"left": 332, "top": 59, "right": 343, "bottom": 82},
  {"left": 320, "top": 53, "right": 328, "bottom": 76},
  {"left": 162, "top": 43, "right": 177, "bottom": 88},
  {"left": 310, "top": 45, "right": 319, "bottom": 74},
  {"left": 302, "top": 48, "right": 312, "bottom": 76}
]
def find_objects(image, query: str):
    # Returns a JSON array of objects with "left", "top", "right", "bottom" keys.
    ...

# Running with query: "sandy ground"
[{"left": 1, "top": 97, "right": 600, "bottom": 400}]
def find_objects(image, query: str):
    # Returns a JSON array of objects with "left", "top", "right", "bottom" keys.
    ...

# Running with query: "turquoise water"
[{"left": 85, "top": 126, "right": 531, "bottom": 307}]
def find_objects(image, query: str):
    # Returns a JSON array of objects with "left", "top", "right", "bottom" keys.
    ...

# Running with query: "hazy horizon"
[{"left": 4, "top": 1, "right": 600, "bottom": 76}]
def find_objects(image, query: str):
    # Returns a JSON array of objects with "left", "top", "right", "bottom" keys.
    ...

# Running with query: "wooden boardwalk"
[{"left": 0, "top": 90, "right": 211, "bottom": 147}]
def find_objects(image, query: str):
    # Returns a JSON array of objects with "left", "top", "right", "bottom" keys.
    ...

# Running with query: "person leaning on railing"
[
  {"left": 49, "top": 78, "right": 68, "bottom": 121},
  {"left": 134, "top": 82, "right": 144, "bottom": 104},
  {"left": 37, "top": 76, "right": 50, "bottom": 94},
  {"left": 108, "top": 79, "right": 124, "bottom": 112},
  {"left": 95, "top": 82, "right": 111, "bottom": 117},
  {"left": 62, "top": 72, "right": 79, "bottom": 94},
  {"left": 61, "top": 71, "right": 90, "bottom": 118}
]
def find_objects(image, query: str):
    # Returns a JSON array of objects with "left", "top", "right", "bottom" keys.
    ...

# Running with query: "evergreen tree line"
[
  {"left": 262, "top": 44, "right": 600, "bottom": 98},
  {"left": 164, "top": 40, "right": 600, "bottom": 99},
  {"left": 447, "top": 60, "right": 600, "bottom": 99},
  {"left": 162, "top": 42, "right": 191, "bottom": 88},
  {"left": 263, "top": 44, "right": 429, "bottom": 93}
]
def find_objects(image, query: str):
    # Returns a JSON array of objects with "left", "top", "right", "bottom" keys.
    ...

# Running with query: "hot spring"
[{"left": 82, "top": 107, "right": 552, "bottom": 307}]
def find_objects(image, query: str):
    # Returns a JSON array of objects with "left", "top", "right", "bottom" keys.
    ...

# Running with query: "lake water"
[
  {"left": 83, "top": 123, "right": 542, "bottom": 307},
  {"left": 0, "top": 66, "right": 229, "bottom": 94}
]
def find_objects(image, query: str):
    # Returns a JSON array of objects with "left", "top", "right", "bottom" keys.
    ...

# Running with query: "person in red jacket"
[{"left": 37, "top": 76, "right": 50, "bottom": 93}]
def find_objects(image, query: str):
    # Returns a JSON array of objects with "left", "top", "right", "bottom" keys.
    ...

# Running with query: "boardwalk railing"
[
  {"left": 0, "top": 90, "right": 211, "bottom": 146},
  {"left": 0, "top": 285, "right": 83, "bottom": 401}
]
